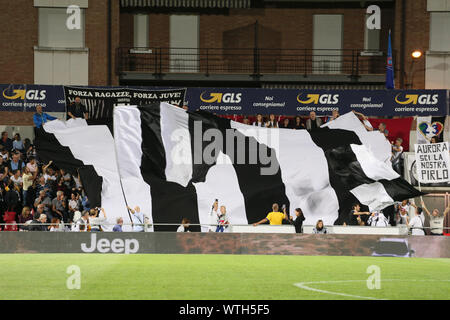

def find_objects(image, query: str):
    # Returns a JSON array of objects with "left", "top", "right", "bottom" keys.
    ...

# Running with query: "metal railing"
[{"left": 117, "top": 47, "right": 389, "bottom": 77}]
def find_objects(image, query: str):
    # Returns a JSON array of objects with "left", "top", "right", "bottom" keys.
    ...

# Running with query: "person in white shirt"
[
  {"left": 367, "top": 211, "right": 389, "bottom": 227},
  {"left": 209, "top": 199, "right": 219, "bottom": 232},
  {"left": 89, "top": 207, "right": 107, "bottom": 232},
  {"left": 127, "top": 205, "right": 148, "bottom": 232},
  {"left": 177, "top": 218, "right": 191, "bottom": 232},
  {"left": 409, "top": 203, "right": 425, "bottom": 235},
  {"left": 253, "top": 114, "right": 265, "bottom": 127},
  {"left": 396, "top": 200, "right": 410, "bottom": 225},
  {"left": 391, "top": 138, "right": 403, "bottom": 174},
  {"left": 73, "top": 211, "right": 89, "bottom": 232}
]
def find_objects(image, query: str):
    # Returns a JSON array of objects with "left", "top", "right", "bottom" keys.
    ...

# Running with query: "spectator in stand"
[
  {"left": 33, "top": 105, "right": 57, "bottom": 128},
  {"left": 430, "top": 136, "right": 439, "bottom": 144},
  {"left": 0, "top": 146, "right": 9, "bottom": 161},
  {"left": 253, "top": 203, "right": 287, "bottom": 226},
  {"left": 352, "top": 111, "right": 373, "bottom": 131},
  {"left": 12, "top": 134, "right": 24, "bottom": 153},
  {"left": 266, "top": 114, "right": 278, "bottom": 128},
  {"left": 4, "top": 180, "right": 21, "bottom": 212},
  {"left": 281, "top": 118, "right": 291, "bottom": 129},
  {"left": 34, "top": 204, "right": 46, "bottom": 219},
  {"left": 313, "top": 220, "right": 327, "bottom": 234},
  {"left": 391, "top": 138, "right": 404, "bottom": 175},
  {"left": 177, "top": 218, "right": 191, "bottom": 232},
  {"left": 51, "top": 191, "right": 66, "bottom": 222},
  {"left": 367, "top": 210, "right": 389, "bottom": 227},
  {"left": 89, "top": 207, "right": 107, "bottom": 232},
  {"left": 396, "top": 200, "right": 410, "bottom": 226},
  {"left": 421, "top": 200, "right": 446, "bottom": 236},
  {"left": 127, "top": 205, "right": 148, "bottom": 232},
  {"left": 35, "top": 190, "right": 52, "bottom": 217},
  {"left": 253, "top": 114, "right": 265, "bottom": 127},
  {"left": 326, "top": 110, "right": 340, "bottom": 123},
  {"left": 0, "top": 131, "right": 13, "bottom": 152},
  {"left": 49, "top": 218, "right": 64, "bottom": 232},
  {"left": 10, "top": 169, "right": 23, "bottom": 188},
  {"left": 216, "top": 205, "right": 229, "bottom": 232},
  {"left": 409, "top": 203, "right": 425, "bottom": 235},
  {"left": 113, "top": 217, "right": 124, "bottom": 232},
  {"left": 26, "top": 156, "right": 38, "bottom": 175},
  {"left": 377, "top": 122, "right": 389, "bottom": 139},
  {"left": 306, "top": 111, "right": 322, "bottom": 131},
  {"left": 8, "top": 150, "right": 25, "bottom": 174},
  {"left": 72, "top": 210, "right": 89, "bottom": 232},
  {"left": 242, "top": 117, "right": 250, "bottom": 125},
  {"left": 289, "top": 208, "right": 305, "bottom": 233},
  {"left": 293, "top": 116, "right": 305, "bottom": 130},
  {"left": 0, "top": 156, "right": 8, "bottom": 183},
  {"left": 18, "top": 206, "right": 33, "bottom": 226},
  {"left": 350, "top": 203, "right": 370, "bottom": 225},
  {"left": 67, "top": 96, "right": 88, "bottom": 120},
  {"left": 29, "top": 213, "right": 48, "bottom": 231}
]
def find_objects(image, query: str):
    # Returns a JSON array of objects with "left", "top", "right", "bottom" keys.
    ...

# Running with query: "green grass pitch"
[{"left": 0, "top": 254, "right": 449, "bottom": 300}]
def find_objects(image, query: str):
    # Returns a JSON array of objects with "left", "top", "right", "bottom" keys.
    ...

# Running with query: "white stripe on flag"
[
  {"left": 350, "top": 182, "right": 394, "bottom": 211},
  {"left": 114, "top": 106, "right": 153, "bottom": 231},
  {"left": 350, "top": 144, "right": 399, "bottom": 181},
  {"left": 230, "top": 121, "right": 339, "bottom": 226}
]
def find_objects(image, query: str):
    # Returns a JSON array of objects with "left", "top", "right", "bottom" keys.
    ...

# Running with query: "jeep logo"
[{"left": 81, "top": 233, "right": 139, "bottom": 254}]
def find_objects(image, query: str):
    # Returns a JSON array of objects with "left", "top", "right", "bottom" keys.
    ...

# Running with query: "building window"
[
  {"left": 134, "top": 14, "right": 149, "bottom": 48},
  {"left": 38, "top": 8, "right": 85, "bottom": 48},
  {"left": 430, "top": 12, "right": 450, "bottom": 52},
  {"left": 364, "top": 14, "right": 380, "bottom": 52}
]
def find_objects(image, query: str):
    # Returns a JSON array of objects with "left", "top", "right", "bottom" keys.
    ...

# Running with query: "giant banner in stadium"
[{"left": 1, "top": 84, "right": 448, "bottom": 116}]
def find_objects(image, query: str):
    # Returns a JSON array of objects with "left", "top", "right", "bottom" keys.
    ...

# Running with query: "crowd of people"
[{"left": 0, "top": 104, "right": 447, "bottom": 235}]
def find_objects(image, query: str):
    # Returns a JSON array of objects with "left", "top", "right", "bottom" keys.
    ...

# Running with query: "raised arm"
[
  {"left": 421, "top": 200, "right": 431, "bottom": 216},
  {"left": 127, "top": 206, "right": 135, "bottom": 214}
]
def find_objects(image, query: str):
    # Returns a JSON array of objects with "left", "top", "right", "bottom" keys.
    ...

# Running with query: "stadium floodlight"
[{"left": 411, "top": 50, "right": 422, "bottom": 59}]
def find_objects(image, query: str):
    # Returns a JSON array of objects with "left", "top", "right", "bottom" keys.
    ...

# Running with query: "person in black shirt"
[
  {"left": 293, "top": 116, "right": 305, "bottom": 130},
  {"left": 67, "top": 96, "right": 88, "bottom": 120},
  {"left": 290, "top": 208, "right": 305, "bottom": 233}
]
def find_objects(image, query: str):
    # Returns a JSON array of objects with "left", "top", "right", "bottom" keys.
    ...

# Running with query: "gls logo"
[
  {"left": 297, "top": 93, "right": 339, "bottom": 105},
  {"left": 81, "top": 233, "right": 139, "bottom": 254},
  {"left": 200, "top": 92, "right": 242, "bottom": 103},
  {"left": 395, "top": 93, "right": 439, "bottom": 105},
  {"left": 2, "top": 89, "right": 47, "bottom": 100}
]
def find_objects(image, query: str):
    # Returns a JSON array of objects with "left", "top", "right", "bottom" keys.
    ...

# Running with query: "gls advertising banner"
[
  {"left": 185, "top": 88, "right": 448, "bottom": 116},
  {"left": 1, "top": 84, "right": 448, "bottom": 116},
  {"left": 0, "top": 84, "right": 65, "bottom": 112}
]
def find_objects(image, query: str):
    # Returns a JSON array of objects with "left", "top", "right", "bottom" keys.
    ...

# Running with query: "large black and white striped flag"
[{"left": 113, "top": 103, "right": 423, "bottom": 230}]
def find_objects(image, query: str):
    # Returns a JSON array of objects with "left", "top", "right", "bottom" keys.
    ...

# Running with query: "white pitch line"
[{"left": 293, "top": 279, "right": 450, "bottom": 300}]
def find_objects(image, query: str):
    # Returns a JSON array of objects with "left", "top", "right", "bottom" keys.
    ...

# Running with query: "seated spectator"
[
  {"left": 177, "top": 218, "right": 191, "bottom": 232},
  {"left": 292, "top": 116, "right": 305, "bottom": 130},
  {"left": 18, "top": 206, "right": 33, "bottom": 225},
  {"left": 51, "top": 191, "right": 66, "bottom": 221},
  {"left": 421, "top": 200, "right": 446, "bottom": 236},
  {"left": 253, "top": 114, "right": 265, "bottom": 127},
  {"left": 326, "top": 110, "right": 340, "bottom": 123},
  {"left": 34, "top": 203, "right": 46, "bottom": 220},
  {"left": 35, "top": 176, "right": 51, "bottom": 198},
  {"left": 289, "top": 208, "right": 305, "bottom": 233},
  {"left": 10, "top": 169, "right": 23, "bottom": 188},
  {"left": 367, "top": 211, "right": 389, "bottom": 227},
  {"left": 12, "top": 133, "right": 24, "bottom": 152},
  {"left": 8, "top": 150, "right": 25, "bottom": 173},
  {"left": 67, "top": 96, "right": 88, "bottom": 120},
  {"left": 68, "top": 192, "right": 81, "bottom": 214},
  {"left": 266, "top": 114, "right": 278, "bottom": 128},
  {"left": 113, "top": 217, "right": 124, "bottom": 232},
  {"left": 253, "top": 203, "right": 287, "bottom": 226},
  {"left": 391, "top": 138, "right": 403, "bottom": 175},
  {"left": 49, "top": 218, "right": 64, "bottom": 232},
  {"left": 29, "top": 213, "right": 48, "bottom": 231},
  {"left": 280, "top": 118, "right": 291, "bottom": 129},
  {"left": 72, "top": 210, "right": 89, "bottom": 232},
  {"left": 313, "top": 220, "right": 327, "bottom": 234},
  {"left": 34, "top": 190, "right": 52, "bottom": 216},
  {"left": 33, "top": 105, "right": 57, "bottom": 129},
  {"left": 306, "top": 111, "right": 322, "bottom": 131},
  {"left": 0, "top": 155, "right": 8, "bottom": 182},
  {"left": 0, "top": 131, "right": 13, "bottom": 152}
]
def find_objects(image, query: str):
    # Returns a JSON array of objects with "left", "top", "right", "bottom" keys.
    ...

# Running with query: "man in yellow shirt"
[{"left": 253, "top": 203, "right": 287, "bottom": 226}]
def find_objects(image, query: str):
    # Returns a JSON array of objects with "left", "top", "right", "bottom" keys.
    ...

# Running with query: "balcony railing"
[{"left": 117, "top": 47, "right": 389, "bottom": 77}]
